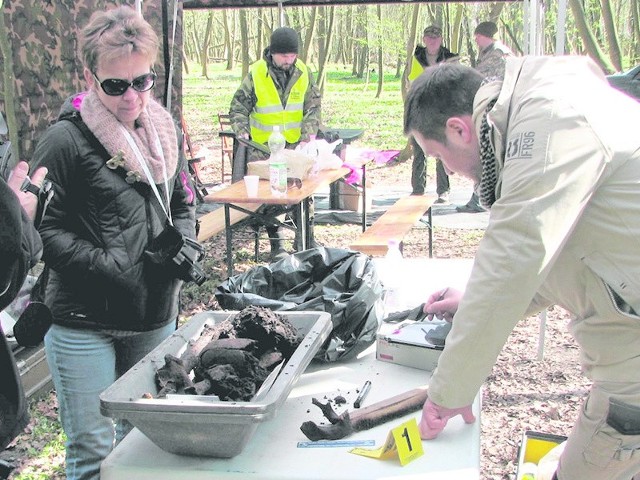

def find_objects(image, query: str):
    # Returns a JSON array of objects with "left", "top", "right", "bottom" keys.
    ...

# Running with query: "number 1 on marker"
[{"left": 393, "top": 419, "right": 424, "bottom": 465}]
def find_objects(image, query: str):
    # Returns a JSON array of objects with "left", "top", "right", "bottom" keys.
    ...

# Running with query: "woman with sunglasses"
[{"left": 31, "top": 7, "right": 196, "bottom": 480}]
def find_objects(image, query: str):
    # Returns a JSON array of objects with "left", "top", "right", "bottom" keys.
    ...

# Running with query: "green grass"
[
  {"left": 183, "top": 62, "right": 406, "bottom": 151},
  {"left": 11, "top": 396, "right": 66, "bottom": 479}
]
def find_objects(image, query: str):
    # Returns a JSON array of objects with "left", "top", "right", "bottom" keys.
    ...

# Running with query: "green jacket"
[{"left": 475, "top": 40, "right": 513, "bottom": 80}]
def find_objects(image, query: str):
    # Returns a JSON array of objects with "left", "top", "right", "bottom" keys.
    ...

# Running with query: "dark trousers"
[{"left": 411, "top": 137, "right": 449, "bottom": 195}]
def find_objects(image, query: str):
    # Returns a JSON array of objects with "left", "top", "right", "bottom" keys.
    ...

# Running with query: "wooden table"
[{"left": 206, "top": 167, "right": 355, "bottom": 276}]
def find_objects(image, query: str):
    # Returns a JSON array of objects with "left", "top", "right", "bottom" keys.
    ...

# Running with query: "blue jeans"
[{"left": 44, "top": 322, "right": 175, "bottom": 480}]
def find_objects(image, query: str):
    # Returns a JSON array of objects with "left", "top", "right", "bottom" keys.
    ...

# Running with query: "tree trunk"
[
  {"left": 401, "top": 3, "right": 420, "bottom": 101},
  {"left": 200, "top": 11, "right": 214, "bottom": 79},
  {"left": 464, "top": 14, "right": 476, "bottom": 68},
  {"left": 182, "top": 47, "right": 190, "bottom": 75},
  {"left": 568, "top": 0, "right": 616, "bottom": 73},
  {"left": 318, "top": 7, "right": 328, "bottom": 72},
  {"left": 345, "top": 5, "right": 354, "bottom": 66},
  {"left": 375, "top": 5, "right": 383, "bottom": 98},
  {"left": 239, "top": 9, "right": 251, "bottom": 78},
  {"left": 256, "top": 10, "right": 265, "bottom": 61},
  {"left": 450, "top": 4, "right": 463, "bottom": 54},
  {"left": 0, "top": 1, "right": 20, "bottom": 165},
  {"left": 317, "top": 6, "right": 335, "bottom": 92},
  {"left": 223, "top": 10, "right": 234, "bottom": 70},
  {"left": 633, "top": 0, "right": 640, "bottom": 62},
  {"left": 302, "top": 7, "right": 317, "bottom": 63},
  {"left": 600, "top": 0, "right": 623, "bottom": 71},
  {"left": 190, "top": 26, "right": 202, "bottom": 70},
  {"left": 354, "top": 4, "right": 368, "bottom": 78}
]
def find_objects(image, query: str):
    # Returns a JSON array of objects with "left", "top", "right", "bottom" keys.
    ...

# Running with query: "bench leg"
[{"left": 296, "top": 200, "right": 308, "bottom": 251}]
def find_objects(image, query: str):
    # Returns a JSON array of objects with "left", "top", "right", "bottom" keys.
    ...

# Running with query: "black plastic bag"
[{"left": 215, "top": 247, "right": 384, "bottom": 362}]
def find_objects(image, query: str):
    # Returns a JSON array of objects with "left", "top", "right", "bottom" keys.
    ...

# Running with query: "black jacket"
[
  {"left": 413, "top": 45, "right": 458, "bottom": 68},
  {"left": 0, "top": 178, "right": 40, "bottom": 449},
  {"left": 32, "top": 97, "right": 196, "bottom": 332}
]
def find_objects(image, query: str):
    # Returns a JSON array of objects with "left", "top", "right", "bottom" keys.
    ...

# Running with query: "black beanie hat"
[
  {"left": 270, "top": 27, "right": 299, "bottom": 54},
  {"left": 474, "top": 21, "right": 498, "bottom": 39}
]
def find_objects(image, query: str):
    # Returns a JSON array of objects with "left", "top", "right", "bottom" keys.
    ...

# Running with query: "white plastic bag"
[{"left": 296, "top": 138, "right": 343, "bottom": 172}]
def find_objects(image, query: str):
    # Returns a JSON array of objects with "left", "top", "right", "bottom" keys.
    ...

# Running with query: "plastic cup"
[{"left": 244, "top": 175, "right": 259, "bottom": 197}]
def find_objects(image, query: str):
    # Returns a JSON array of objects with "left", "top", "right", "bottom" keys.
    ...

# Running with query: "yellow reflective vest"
[
  {"left": 408, "top": 55, "right": 425, "bottom": 82},
  {"left": 249, "top": 59, "right": 309, "bottom": 144}
]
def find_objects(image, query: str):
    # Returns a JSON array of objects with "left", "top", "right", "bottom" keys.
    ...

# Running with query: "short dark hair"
[{"left": 404, "top": 63, "right": 484, "bottom": 143}]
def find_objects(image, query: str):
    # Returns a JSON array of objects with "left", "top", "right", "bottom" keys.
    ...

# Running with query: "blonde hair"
[{"left": 80, "top": 6, "right": 159, "bottom": 73}]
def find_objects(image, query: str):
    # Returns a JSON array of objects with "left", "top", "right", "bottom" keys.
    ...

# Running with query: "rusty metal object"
[{"left": 300, "top": 386, "right": 428, "bottom": 441}]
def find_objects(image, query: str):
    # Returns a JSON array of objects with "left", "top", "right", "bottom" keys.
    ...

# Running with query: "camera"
[
  {"left": 171, "top": 236, "right": 207, "bottom": 285},
  {"left": 144, "top": 223, "right": 207, "bottom": 285}
]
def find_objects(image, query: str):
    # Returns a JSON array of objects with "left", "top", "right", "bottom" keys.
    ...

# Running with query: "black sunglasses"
[
  {"left": 92, "top": 71, "right": 157, "bottom": 96},
  {"left": 287, "top": 177, "right": 302, "bottom": 189}
]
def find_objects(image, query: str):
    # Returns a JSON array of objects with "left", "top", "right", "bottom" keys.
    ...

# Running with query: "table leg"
[
  {"left": 305, "top": 199, "right": 311, "bottom": 248},
  {"left": 296, "top": 200, "right": 308, "bottom": 251},
  {"left": 224, "top": 204, "right": 233, "bottom": 276}
]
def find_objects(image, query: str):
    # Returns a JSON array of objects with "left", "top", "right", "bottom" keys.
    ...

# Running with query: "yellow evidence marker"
[{"left": 349, "top": 418, "right": 424, "bottom": 466}]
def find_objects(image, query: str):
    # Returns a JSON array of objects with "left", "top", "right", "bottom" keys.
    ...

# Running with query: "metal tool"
[{"left": 353, "top": 380, "right": 371, "bottom": 409}]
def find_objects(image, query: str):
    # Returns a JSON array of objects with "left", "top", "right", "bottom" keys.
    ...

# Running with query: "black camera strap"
[{"left": 64, "top": 112, "right": 111, "bottom": 162}]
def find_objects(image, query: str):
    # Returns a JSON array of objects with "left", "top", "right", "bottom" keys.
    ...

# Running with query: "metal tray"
[{"left": 100, "top": 310, "right": 332, "bottom": 457}]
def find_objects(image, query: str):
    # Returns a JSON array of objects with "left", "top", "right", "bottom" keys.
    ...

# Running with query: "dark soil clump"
[{"left": 154, "top": 306, "right": 302, "bottom": 401}]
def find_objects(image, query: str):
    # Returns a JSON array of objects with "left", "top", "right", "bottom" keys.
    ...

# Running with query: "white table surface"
[{"left": 101, "top": 258, "right": 478, "bottom": 480}]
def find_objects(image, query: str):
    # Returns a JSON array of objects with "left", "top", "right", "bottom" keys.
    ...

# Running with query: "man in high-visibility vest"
[
  {"left": 230, "top": 27, "right": 322, "bottom": 261},
  {"left": 407, "top": 25, "right": 458, "bottom": 202}
]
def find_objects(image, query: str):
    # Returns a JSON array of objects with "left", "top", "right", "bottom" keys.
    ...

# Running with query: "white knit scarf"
[{"left": 80, "top": 90, "right": 178, "bottom": 185}]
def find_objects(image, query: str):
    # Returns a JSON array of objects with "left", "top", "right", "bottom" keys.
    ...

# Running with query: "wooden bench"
[
  {"left": 350, "top": 194, "right": 436, "bottom": 257},
  {"left": 196, "top": 202, "right": 262, "bottom": 243}
]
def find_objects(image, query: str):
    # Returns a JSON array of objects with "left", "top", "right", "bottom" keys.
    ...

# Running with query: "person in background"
[
  {"left": 0, "top": 161, "right": 47, "bottom": 474},
  {"left": 473, "top": 20, "right": 514, "bottom": 79},
  {"left": 407, "top": 24, "right": 458, "bottom": 202},
  {"left": 229, "top": 27, "right": 322, "bottom": 261},
  {"left": 405, "top": 58, "right": 640, "bottom": 480},
  {"left": 31, "top": 7, "right": 196, "bottom": 479},
  {"left": 456, "top": 20, "right": 513, "bottom": 214}
]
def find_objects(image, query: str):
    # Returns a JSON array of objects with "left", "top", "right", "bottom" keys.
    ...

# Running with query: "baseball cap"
[{"left": 423, "top": 25, "right": 443, "bottom": 38}]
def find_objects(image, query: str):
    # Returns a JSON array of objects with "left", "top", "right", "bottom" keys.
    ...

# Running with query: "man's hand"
[
  {"left": 423, "top": 287, "right": 462, "bottom": 321},
  {"left": 7, "top": 161, "right": 48, "bottom": 221},
  {"left": 419, "top": 398, "right": 476, "bottom": 440}
]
